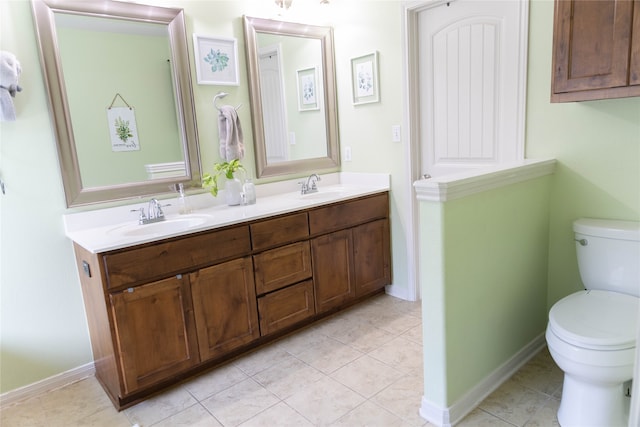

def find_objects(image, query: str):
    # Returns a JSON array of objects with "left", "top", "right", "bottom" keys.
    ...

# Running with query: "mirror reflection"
[
  {"left": 55, "top": 14, "right": 184, "bottom": 187},
  {"left": 243, "top": 16, "right": 339, "bottom": 178},
  {"left": 31, "top": 0, "right": 201, "bottom": 207},
  {"left": 255, "top": 32, "right": 327, "bottom": 163}
]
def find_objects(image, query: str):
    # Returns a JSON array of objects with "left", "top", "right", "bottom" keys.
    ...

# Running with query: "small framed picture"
[
  {"left": 351, "top": 52, "right": 379, "bottom": 105},
  {"left": 193, "top": 34, "right": 239, "bottom": 86},
  {"left": 297, "top": 66, "right": 319, "bottom": 111}
]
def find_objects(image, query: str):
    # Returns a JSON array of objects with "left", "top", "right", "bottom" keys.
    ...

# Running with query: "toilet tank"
[{"left": 573, "top": 218, "right": 640, "bottom": 297}]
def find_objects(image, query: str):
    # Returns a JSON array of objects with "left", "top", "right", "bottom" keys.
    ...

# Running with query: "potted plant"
[{"left": 202, "top": 159, "right": 245, "bottom": 205}]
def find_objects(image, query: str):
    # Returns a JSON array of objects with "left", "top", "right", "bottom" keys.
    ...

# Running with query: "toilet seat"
[{"left": 548, "top": 290, "right": 638, "bottom": 351}]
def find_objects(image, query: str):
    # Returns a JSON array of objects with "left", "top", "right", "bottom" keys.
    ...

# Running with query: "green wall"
[{"left": 421, "top": 177, "right": 552, "bottom": 406}]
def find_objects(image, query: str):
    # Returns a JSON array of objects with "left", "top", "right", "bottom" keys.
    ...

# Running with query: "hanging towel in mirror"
[{"left": 218, "top": 105, "right": 244, "bottom": 161}]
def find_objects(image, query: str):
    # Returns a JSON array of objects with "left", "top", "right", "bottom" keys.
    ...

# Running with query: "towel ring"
[{"left": 213, "top": 92, "right": 242, "bottom": 111}]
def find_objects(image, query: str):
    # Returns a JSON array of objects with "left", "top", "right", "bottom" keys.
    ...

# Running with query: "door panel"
[{"left": 418, "top": 0, "right": 526, "bottom": 176}]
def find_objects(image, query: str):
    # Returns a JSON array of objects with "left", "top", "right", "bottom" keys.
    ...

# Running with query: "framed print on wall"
[
  {"left": 193, "top": 35, "right": 239, "bottom": 85},
  {"left": 297, "top": 66, "right": 320, "bottom": 111},
  {"left": 351, "top": 51, "right": 379, "bottom": 105}
]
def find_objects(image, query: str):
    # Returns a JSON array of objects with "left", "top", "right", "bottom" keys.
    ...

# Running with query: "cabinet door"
[
  {"left": 552, "top": 0, "right": 633, "bottom": 93},
  {"left": 190, "top": 257, "right": 260, "bottom": 361},
  {"left": 109, "top": 276, "right": 199, "bottom": 395},
  {"left": 353, "top": 219, "right": 391, "bottom": 297},
  {"left": 311, "top": 229, "right": 355, "bottom": 314}
]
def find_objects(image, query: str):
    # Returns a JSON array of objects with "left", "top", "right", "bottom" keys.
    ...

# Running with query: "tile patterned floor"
[{"left": 1, "top": 293, "right": 563, "bottom": 426}]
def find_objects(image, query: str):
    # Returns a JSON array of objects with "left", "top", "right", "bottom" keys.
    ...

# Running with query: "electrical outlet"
[
  {"left": 391, "top": 125, "right": 401, "bottom": 142},
  {"left": 344, "top": 146, "right": 352, "bottom": 161},
  {"left": 289, "top": 132, "right": 296, "bottom": 145}
]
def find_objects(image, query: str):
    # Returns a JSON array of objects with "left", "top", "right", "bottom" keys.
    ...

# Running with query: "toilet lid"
[{"left": 549, "top": 290, "right": 638, "bottom": 350}]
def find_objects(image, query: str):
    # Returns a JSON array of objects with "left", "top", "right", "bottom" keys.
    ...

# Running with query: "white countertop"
[{"left": 64, "top": 172, "right": 390, "bottom": 253}]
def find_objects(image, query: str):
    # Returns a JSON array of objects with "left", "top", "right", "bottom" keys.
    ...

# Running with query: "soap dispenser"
[
  {"left": 177, "top": 183, "right": 192, "bottom": 214},
  {"left": 242, "top": 178, "right": 256, "bottom": 205}
]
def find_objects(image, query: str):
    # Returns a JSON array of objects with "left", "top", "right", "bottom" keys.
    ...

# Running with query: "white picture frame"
[
  {"left": 193, "top": 34, "right": 239, "bottom": 86},
  {"left": 351, "top": 51, "right": 379, "bottom": 105},
  {"left": 107, "top": 106, "right": 140, "bottom": 151},
  {"left": 297, "top": 66, "right": 320, "bottom": 111}
]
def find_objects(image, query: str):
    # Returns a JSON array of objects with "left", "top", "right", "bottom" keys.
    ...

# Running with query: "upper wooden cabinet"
[{"left": 551, "top": 0, "right": 640, "bottom": 102}]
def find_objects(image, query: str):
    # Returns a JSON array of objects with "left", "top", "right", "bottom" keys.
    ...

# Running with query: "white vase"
[{"left": 225, "top": 177, "right": 243, "bottom": 206}]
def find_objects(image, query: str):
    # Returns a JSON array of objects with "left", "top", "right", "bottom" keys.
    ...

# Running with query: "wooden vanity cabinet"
[
  {"left": 73, "top": 191, "right": 391, "bottom": 410},
  {"left": 551, "top": 0, "right": 640, "bottom": 101},
  {"left": 74, "top": 224, "right": 255, "bottom": 408}
]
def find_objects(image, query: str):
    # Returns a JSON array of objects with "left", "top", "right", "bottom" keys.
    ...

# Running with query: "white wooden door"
[
  {"left": 418, "top": 0, "right": 527, "bottom": 176},
  {"left": 258, "top": 45, "right": 289, "bottom": 164}
]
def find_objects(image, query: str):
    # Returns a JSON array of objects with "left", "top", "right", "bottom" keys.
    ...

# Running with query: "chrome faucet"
[
  {"left": 299, "top": 173, "right": 321, "bottom": 195},
  {"left": 131, "top": 198, "right": 170, "bottom": 225}
]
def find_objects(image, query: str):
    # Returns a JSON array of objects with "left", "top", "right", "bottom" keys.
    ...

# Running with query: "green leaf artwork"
[
  {"left": 114, "top": 117, "right": 133, "bottom": 142},
  {"left": 204, "top": 48, "right": 230, "bottom": 73}
]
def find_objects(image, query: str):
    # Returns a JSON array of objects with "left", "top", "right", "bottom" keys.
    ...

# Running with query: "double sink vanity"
[{"left": 64, "top": 173, "right": 392, "bottom": 409}]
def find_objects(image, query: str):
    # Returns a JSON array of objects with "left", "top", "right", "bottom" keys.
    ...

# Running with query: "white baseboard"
[
  {"left": 385, "top": 284, "right": 417, "bottom": 301},
  {"left": 420, "top": 333, "right": 547, "bottom": 426},
  {"left": 0, "top": 362, "right": 95, "bottom": 410}
]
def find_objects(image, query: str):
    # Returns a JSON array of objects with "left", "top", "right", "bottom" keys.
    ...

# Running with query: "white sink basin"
[
  {"left": 293, "top": 186, "right": 350, "bottom": 200},
  {"left": 108, "top": 214, "right": 211, "bottom": 237}
]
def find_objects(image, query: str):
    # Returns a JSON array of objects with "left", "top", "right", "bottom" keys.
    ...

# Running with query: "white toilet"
[{"left": 546, "top": 218, "right": 639, "bottom": 427}]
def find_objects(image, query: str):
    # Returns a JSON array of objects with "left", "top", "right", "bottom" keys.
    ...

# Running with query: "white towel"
[
  {"left": 218, "top": 105, "right": 244, "bottom": 161},
  {"left": 0, "top": 51, "right": 22, "bottom": 122}
]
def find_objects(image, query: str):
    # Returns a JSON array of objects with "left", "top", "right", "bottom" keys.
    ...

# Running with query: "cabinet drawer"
[
  {"left": 258, "top": 280, "right": 315, "bottom": 336},
  {"left": 309, "top": 193, "right": 388, "bottom": 235},
  {"left": 104, "top": 226, "right": 250, "bottom": 289},
  {"left": 250, "top": 212, "right": 309, "bottom": 251},
  {"left": 254, "top": 241, "right": 312, "bottom": 295}
]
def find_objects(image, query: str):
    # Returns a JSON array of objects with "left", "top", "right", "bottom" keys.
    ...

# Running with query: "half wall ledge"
[{"left": 413, "top": 159, "right": 557, "bottom": 203}]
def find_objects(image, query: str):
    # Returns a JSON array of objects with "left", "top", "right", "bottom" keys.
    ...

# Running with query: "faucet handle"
[
  {"left": 297, "top": 181, "right": 308, "bottom": 194},
  {"left": 130, "top": 207, "right": 147, "bottom": 224},
  {"left": 156, "top": 202, "right": 171, "bottom": 218}
]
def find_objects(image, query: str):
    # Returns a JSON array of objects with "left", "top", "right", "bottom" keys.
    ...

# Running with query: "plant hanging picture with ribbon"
[{"left": 107, "top": 93, "right": 140, "bottom": 151}]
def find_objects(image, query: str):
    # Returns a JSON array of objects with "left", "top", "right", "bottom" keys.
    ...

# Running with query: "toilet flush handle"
[{"left": 575, "top": 238, "right": 588, "bottom": 246}]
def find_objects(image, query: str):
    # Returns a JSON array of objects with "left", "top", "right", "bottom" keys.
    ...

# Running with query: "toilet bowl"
[
  {"left": 546, "top": 219, "right": 639, "bottom": 427},
  {"left": 546, "top": 290, "right": 637, "bottom": 426}
]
